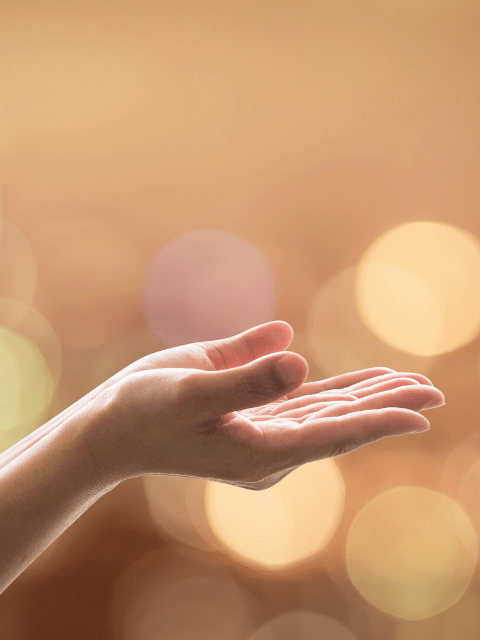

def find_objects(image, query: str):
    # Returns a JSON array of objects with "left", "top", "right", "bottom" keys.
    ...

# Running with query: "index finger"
[{"left": 285, "top": 367, "right": 396, "bottom": 400}]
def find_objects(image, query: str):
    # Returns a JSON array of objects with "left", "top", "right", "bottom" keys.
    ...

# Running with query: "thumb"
[{"left": 190, "top": 352, "right": 309, "bottom": 418}]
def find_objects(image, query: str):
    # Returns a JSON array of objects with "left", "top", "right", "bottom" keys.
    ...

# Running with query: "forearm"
[
  {"left": 0, "top": 395, "right": 119, "bottom": 595},
  {"left": 0, "top": 374, "right": 123, "bottom": 472}
]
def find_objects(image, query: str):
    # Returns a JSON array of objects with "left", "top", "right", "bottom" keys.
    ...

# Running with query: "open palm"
[
  {"left": 2, "top": 320, "right": 442, "bottom": 488},
  {"left": 108, "top": 320, "right": 442, "bottom": 489}
]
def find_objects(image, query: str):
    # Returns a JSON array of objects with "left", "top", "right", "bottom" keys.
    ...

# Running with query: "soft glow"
[
  {"left": 307, "top": 266, "right": 433, "bottom": 377},
  {"left": 457, "top": 458, "right": 480, "bottom": 543},
  {"left": 346, "top": 486, "right": 478, "bottom": 621},
  {"left": 128, "top": 575, "right": 257, "bottom": 640},
  {"left": 143, "top": 475, "right": 215, "bottom": 552},
  {"left": 143, "top": 230, "right": 277, "bottom": 347},
  {"left": 0, "top": 297, "right": 62, "bottom": 388},
  {"left": 439, "top": 430, "right": 480, "bottom": 502},
  {"left": 247, "top": 611, "right": 358, "bottom": 640},
  {"left": 205, "top": 459, "right": 345, "bottom": 569},
  {"left": 356, "top": 222, "right": 480, "bottom": 356},
  {"left": 357, "top": 262, "right": 443, "bottom": 355},
  {"left": 112, "top": 549, "right": 259, "bottom": 640},
  {"left": 380, "top": 588, "right": 480, "bottom": 640},
  {"left": 0, "top": 326, "right": 55, "bottom": 452}
]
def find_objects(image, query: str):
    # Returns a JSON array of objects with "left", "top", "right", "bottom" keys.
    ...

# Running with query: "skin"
[
  {"left": 0, "top": 320, "right": 445, "bottom": 594},
  {"left": 91, "top": 320, "right": 445, "bottom": 490}
]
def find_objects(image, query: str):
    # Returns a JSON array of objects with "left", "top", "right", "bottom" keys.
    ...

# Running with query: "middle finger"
[{"left": 269, "top": 392, "right": 358, "bottom": 416}]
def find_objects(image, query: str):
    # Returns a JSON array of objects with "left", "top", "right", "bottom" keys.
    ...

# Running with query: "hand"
[{"left": 93, "top": 321, "right": 445, "bottom": 491}]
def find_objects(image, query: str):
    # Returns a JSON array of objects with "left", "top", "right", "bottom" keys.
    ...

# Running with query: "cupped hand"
[{"left": 93, "top": 321, "right": 445, "bottom": 491}]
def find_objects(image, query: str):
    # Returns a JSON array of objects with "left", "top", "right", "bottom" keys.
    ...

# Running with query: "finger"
[
  {"left": 187, "top": 351, "right": 309, "bottom": 419},
  {"left": 304, "top": 384, "right": 444, "bottom": 422},
  {"left": 269, "top": 393, "right": 358, "bottom": 417},
  {"left": 251, "top": 406, "right": 340, "bottom": 421},
  {"left": 202, "top": 321, "right": 294, "bottom": 370},
  {"left": 285, "top": 367, "right": 396, "bottom": 400},
  {"left": 345, "top": 371, "right": 434, "bottom": 393},
  {"left": 285, "top": 407, "right": 431, "bottom": 464},
  {"left": 348, "top": 377, "right": 420, "bottom": 400},
  {"left": 270, "top": 397, "right": 358, "bottom": 420}
]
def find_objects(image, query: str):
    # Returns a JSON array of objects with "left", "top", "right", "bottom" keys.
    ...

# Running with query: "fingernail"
[
  {"left": 415, "top": 422, "right": 430, "bottom": 432},
  {"left": 409, "top": 421, "right": 430, "bottom": 433},
  {"left": 276, "top": 355, "right": 300, "bottom": 385},
  {"left": 423, "top": 399, "right": 446, "bottom": 410}
]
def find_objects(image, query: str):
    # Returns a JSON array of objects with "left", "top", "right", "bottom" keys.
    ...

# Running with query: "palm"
[
  {"left": 5, "top": 321, "right": 440, "bottom": 487},
  {"left": 126, "top": 322, "right": 442, "bottom": 487},
  {"left": 214, "top": 368, "right": 438, "bottom": 489},
  {"left": 138, "top": 324, "right": 438, "bottom": 445}
]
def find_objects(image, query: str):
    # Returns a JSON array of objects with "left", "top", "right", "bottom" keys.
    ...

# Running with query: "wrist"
[{"left": 77, "top": 384, "right": 128, "bottom": 493}]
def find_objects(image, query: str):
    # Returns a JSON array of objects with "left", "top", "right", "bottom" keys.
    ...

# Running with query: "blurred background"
[{"left": 1, "top": 0, "right": 480, "bottom": 637}]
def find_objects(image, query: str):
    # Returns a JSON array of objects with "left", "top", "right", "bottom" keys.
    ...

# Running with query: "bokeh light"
[
  {"left": 0, "top": 297, "right": 62, "bottom": 388},
  {"left": 455, "top": 458, "right": 480, "bottom": 553},
  {"left": 205, "top": 459, "right": 345, "bottom": 569},
  {"left": 356, "top": 222, "right": 480, "bottom": 356},
  {"left": 0, "top": 297, "right": 62, "bottom": 452},
  {"left": 307, "top": 266, "right": 433, "bottom": 377},
  {"left": 30, "top": 214, "right": 143, "bottom": 349},
  {"left": 0, "top": 325, "right": 56, "bottom": 453},
  {"left": 143, "top": 475, "right": 216, "bottom": 553},
  {"left": 2, "top": 0, "right": 480, "bottom": 635},
  {"left": 247, "top": 611, "right": 359, "bottom": 640},
  {"left": 112, "top": 548, "right": 261, "bottom": 640},
  {"left": 143, "top": 230, "right": 277, "bottom": 347},
  {"left": 346, "top": 486, "right": 478, "bottom": 621},
  {"left": 439, "top": 429, "right": 480, "bottom": 502},
  {"left": 123, "top": 575, "right": 257, "bottom": 640},
  {"left": 391, "top": 589, "right": 480, "bottom": 640}
]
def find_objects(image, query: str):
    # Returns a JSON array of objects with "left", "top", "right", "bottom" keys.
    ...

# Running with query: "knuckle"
[
  {"left": 183, "top": 371, "right": 214, "bottom": 408},
  {"left": 331, "top": 415, "right": 358, "bottom": 457},
  {"left": 204, "top": 342, "right": 228, "bottom": 370},
  {"left": 241, "top": 374, "right": 274, "bottom": 401},
  {"left": 334, "top": 429, "right": 383, "bottom": 457}
]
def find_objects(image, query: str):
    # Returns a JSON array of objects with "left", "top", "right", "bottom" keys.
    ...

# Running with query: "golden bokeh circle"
[
  {"left": 356, "top": 222, "right": 480, "bottom": 356},
  {"left": 346, "top": 486, "right": 477, "bottom": 621},
  {"left": 205, "top": 459, "right": 345, "bottom": 570},
  {"left": 247, "top": 611, "right": 358, "bottom": 640}
]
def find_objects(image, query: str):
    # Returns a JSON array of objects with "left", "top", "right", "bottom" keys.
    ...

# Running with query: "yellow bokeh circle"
[
  {"left": 346, "top": 486, "right": 478, "bottom": 621},
  {"left": 205, "top": 459, "right": 345, "bottom": 569},
  {"left": 0, "top": 326, "right": 55, "bottom": 445},
  {"left": 356, "top": 222, "right": 480, "bottom": 356}
]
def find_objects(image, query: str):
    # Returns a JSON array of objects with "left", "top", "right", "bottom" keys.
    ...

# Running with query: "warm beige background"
[{"left": 1, "top": 0, "right": 480, "bottom": 637}]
